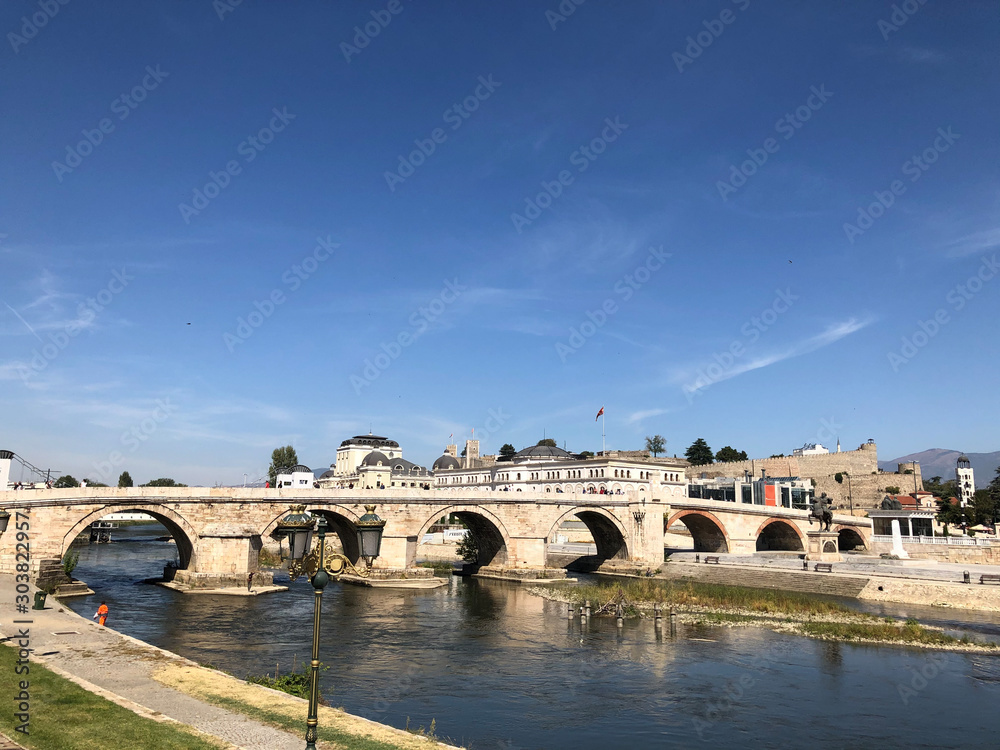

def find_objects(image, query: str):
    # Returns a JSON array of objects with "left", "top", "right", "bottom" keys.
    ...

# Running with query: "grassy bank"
[
  {"left": 153, "top": 662, "right": 463, "bottom": 750},
  {"left": 535, "top": 579, "right": 998, "bottom": 651},
  {"left": 563, "top": 578, "right": 853, "bottom": 617},
  {"left": 0, "top": 645, "right": 225, "bottom": 750}
]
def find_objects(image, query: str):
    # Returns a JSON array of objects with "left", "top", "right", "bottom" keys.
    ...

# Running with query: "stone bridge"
[{"left": 0, "top": 487, "right": 870, "bottom": 588}]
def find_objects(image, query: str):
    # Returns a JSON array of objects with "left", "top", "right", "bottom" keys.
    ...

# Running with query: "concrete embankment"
[
  {"left": 0, "top": 575, "right": 461, "bottom": 749},
  {"left": 660, "top": 562, "right": 1000, "bottom": 612}
]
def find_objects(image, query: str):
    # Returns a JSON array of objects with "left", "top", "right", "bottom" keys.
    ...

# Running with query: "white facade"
[
  {"left": 792, "top": 443, "right": 829, "bottom": 456},
  {"left": 276, "top": 466, "right": 315, "bottom": 489},
  {"left": 0, "top": 451, "right": 11, "bottom": 490},
  {"left": 433, "top": 446, "right": 688, "bottom": 498},
  {"left": 334, "top": 435, "right": 401, "bottom": 476},
  {"left": 956, "top": 456, "right": 975, "bottom": 508}
]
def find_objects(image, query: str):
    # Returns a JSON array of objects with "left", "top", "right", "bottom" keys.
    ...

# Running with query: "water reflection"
[{"left": 65, "top": 526, "right": 1000, "bottom": 750}]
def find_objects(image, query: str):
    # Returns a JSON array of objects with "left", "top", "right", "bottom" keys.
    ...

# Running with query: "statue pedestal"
[{"left": 805, "top": 531, "right": 842, "bottom": 562}]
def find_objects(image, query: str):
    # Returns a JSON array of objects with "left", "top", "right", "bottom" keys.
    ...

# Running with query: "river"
[{"left": 65, "top": 525, "right": 1000, "bottom": 749}]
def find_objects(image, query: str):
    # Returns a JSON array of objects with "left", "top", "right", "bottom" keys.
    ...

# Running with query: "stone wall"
[{"left": 687, "top": 442, "right": 923, "bottom": 509}]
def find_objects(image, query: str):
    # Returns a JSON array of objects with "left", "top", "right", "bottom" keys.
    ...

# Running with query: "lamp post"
[
  {"left": 844, "top": 472, "right": 853, "bottom": 514},
  {"left": 275, "top": 504, "right": 385, "bottom": 750}
]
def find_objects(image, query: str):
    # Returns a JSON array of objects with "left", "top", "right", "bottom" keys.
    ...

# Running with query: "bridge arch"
[
  {"left": 62, "top": 504, "right": 198, "bottom": 570},
  {"left": 665, "top": 510, "right": 730, "bottom": 553},
  {"left": 754, "top": 518, "right": 805, "bottom": 552},
  {"left": 261, "top": 505, "right": 364, "bottom": 565},
  {"left": 414, "top": 505, "right": 511, "bottom": 568},
  {"left": 547, "top": 506, "right": 629, "bottom": 567},
  {"left": 834, "top": 525, "right": 868, "bottom": 551}
]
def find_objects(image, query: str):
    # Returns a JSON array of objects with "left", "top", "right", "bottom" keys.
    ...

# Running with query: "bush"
[
  {"left": 62, "top": 549, "right": 80, "bottom": 577},
  {"left": 247, "top": 662, "right": 326, "bottom": 701}
]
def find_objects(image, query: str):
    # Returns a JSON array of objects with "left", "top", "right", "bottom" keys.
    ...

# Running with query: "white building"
[
  {"left": 956, "top": 455, "right": 975, "bottom": 508},
  {"left": 333, "top": 434, "right": 402, "bottom": 476},
  {"left": 432, "top": 440, "right": 688, "bottom": 498},
  {"left": 275, "top": 464, "right": 316, "bottom": 489},
  {"left": 792, "top": 443, "right": 829, "bottom": 457},
  {"left": 318, "top": 433, "right": 431, "bottom": 490}
]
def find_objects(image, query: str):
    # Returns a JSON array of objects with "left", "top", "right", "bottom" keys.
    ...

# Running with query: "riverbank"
[
  {"left": 0, "top": 575, "right": 461, "bottom": 750},
  {"left": 528, "top": 578, "right": 1000, "bottom": 653}
]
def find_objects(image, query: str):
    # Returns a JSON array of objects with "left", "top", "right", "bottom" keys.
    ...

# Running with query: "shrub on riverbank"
[
  {"left": 566, "top": 579, "right": 852, "bottom": 617},
  {"left": 799, "top": 619, "right": 973, "bottom": 646},
  {"left": 247, "top": 662, "right": 323, "bottom": 701}
]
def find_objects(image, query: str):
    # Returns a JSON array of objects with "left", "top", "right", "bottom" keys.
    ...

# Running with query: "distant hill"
[{"left": 880, "top": 449, "right": 999, "bottom": 489}]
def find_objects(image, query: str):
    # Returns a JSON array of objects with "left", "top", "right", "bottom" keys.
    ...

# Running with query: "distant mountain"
[{"left": 880, "top": 449, "right": 999, "bottom": 489}]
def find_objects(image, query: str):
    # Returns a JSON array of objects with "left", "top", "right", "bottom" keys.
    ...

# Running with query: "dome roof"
[
  {"left": 319, "top": 470, "right": 336, "bottom": 479},
  {"left": 340, "top": 435, "right": 399, "bottom": 450},
  {"left": 958, "top": 455, "right": 971, "bottom": 464},
  {"left": 433, "top": 454, "right": 462, "bottom": 471},
  {"left": 360, "top": 450, "right": 390, "bottom": 467},
  {"left": 514, "top": 444, "right": 572, "bottom": 460},
  {"left": 288, "top": 464, "right": 311, "bottom": 474}
]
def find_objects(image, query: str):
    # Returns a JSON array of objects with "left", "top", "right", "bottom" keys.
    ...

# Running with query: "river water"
[{"left": 65, "top": 525, "right": 1000, "bottom": 749}]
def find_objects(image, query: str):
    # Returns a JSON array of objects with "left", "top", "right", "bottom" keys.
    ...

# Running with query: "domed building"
[
  {"left": 275, "top": 464, "right": 316, "bottom": 489},
  {"left": 317, "top": 432, "right": 431, "bottom": 489}
]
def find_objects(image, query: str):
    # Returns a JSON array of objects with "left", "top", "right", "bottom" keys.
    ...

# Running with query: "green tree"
[
  {"left": 499, "top": 443, "right": 516, "bottom": 460},
  {"left": 936, "top": 496, "right": 966, "bottom": 532},
  {"left": 685, "top": 438, "right": 714, "bottom": 466},
  {"left": 578, "top": 451, "right": 594, "bottom": 459},
  {"left": 456, "top": 531, "right": 479, "bottom": 563},
  {"left": 54, "top": 475, "right": 79, "bottom": 488},
  {"left": 834, "top": 473, "right": 844, "bottom": 484},
  {"left": 714, "top": 446, "right": 748, "bottom": 463},
  {"left": 884, "top": 486, "right": 901, "bottom": 495},
  {"left": 970, "top": 489, "right": 998, "bottom": 527},
  {"left": 83, "top": 479, "right": 109, "bottom": 487},
  {"left": 536, "top": 438, "right": 557, "bottom": 448},
  {"left": 268, "top": 445, "right": 299, "bottom": 486},
  {"left": 924, "top": 475, "right": 957, "bottom": 500},
  {"left": 118, "top": 471, "right": 133, "bottom": 488},
  {"left": 645, "top": 435, "right": 666, "bottom": 457},
  {"left": 141, "top": 478, "right": 187, "bottom": 487}
]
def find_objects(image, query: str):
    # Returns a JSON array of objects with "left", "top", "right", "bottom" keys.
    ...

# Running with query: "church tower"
[{"left": 956, "top": 455, "right": 975, "bottom": 508}]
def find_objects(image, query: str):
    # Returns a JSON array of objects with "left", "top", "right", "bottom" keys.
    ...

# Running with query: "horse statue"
[{"left": 809, "top": 493, "right": 834, "bottom": 532}]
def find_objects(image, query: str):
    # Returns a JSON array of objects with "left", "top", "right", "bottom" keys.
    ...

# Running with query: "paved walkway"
[
  {"left": 667, "top": 550, "right": 1000, "bottom": 584},
  {"left": 0, "top": 575, "right": 306, "bottom": 749}
]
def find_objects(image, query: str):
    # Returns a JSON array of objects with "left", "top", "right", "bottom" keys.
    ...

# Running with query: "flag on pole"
[
  {"left": 595, "top": 406, "right": 604, "bottom": 421},
  {"left": 449, "top": 433, "right": 453, "bottom": 440},
  {"left": 471, "top": 428, "right": 475, "bottom": 436}
]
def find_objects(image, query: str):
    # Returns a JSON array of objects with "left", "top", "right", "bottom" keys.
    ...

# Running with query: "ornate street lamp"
[{"left": 274, "top": 504, "right": 385, "bottom": 750}]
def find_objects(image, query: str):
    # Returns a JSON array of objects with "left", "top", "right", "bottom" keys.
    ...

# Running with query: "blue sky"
[{"left": 2, "top": 1, "right": 997, "bottom": 486}]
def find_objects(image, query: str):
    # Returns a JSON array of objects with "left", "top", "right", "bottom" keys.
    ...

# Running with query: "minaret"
[
  {"left": 956, "top": 455, "right": 975, "bottom": 508},
  {"left": 836, "top": 438, "right": 841, "bottom": 453}
]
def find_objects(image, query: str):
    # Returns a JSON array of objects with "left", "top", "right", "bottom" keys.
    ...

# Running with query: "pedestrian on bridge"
[{"left": 93, "top": 601, "right": 109, "bottom": 626}]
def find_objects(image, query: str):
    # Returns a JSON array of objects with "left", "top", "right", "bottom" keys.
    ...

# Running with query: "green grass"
[
  {"left": 799, "top": 619, "right": 982, "bottom": 646},
  {"left": 0, "top": 644, "right": 223, "bottom": 750},
  {"left": 568, "top": 578, "right": 853, "bottom": 617},
  {"left": 246, "top": 663, "right": 320, "bottom": 700},
  {"left": 416, "top": 561, "right": 457, "bottom": 572},
  {"left": 204, "top": 694, "right": 431, "bottom": 750}
]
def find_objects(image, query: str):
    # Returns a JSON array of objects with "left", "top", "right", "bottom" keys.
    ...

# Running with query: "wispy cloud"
[
  {"left": 672, "top": 317, "right": 873, "bottom": 392},
  {"left": 944, "top": 227, "right": 1000, "bottom": 258},
  {"left": 628, "top": 407, "right": 673, "bottom": 424}
]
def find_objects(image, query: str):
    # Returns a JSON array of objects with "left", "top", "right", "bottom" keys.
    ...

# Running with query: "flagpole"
[{"left": 602, "top": 412, "right": 606, "bottom": 455}]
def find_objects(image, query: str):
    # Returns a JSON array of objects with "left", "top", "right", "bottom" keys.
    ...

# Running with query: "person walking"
[
  {"left": 247, "top": 571, "right": 254, "bottom": 592},
  {"left": 93, "top": 601, "right": 109, "bottom": 626}
]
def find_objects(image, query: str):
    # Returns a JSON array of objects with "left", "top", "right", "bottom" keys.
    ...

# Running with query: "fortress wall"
[{"left": 686, "top": 443, "right": 923, "bottom": 509}]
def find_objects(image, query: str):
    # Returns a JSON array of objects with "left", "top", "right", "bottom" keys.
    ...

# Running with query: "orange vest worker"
[{"left": 94, "top": 602, "right": 109, "bottom": 626}]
